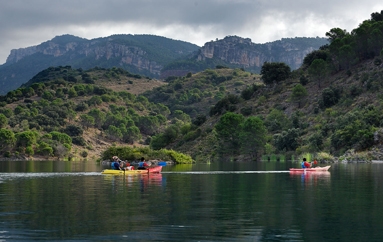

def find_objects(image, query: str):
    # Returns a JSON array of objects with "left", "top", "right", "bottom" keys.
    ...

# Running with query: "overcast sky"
[{"left": 1, "top": 0, "right": 382, "bottom": 65}]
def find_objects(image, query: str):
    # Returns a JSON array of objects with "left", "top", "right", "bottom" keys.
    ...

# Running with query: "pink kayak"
[{"left": 289, "top": 165, "right": 331, "bottom": 172}]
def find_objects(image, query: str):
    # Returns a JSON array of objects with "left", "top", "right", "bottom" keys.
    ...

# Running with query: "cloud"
[{"left": 0, "top": 0, "right": 382, "bottom": 64}]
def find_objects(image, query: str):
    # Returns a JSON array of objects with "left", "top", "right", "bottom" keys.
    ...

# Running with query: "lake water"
[{"left": 1, "top": 160, "right": 383, "bottom": 241}]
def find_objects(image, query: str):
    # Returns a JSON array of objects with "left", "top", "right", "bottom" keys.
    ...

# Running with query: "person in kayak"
[
  {"left": 137, "top": 157, "right": 149, "bottom": 170},
  {"left": 111, "top": 156, "right": 122, "bottom": 170},
  {"left": 301, "top": 158, "right": 311, "bottom": 168},
  {"left": 123, "top": 161, "right": 134, "bottom": 170}
]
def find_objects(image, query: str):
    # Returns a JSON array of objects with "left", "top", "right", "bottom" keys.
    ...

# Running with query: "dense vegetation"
[
  {"left": 0, "top": 66, "right": 176, "bottom": 161},
  {"left": 101, "top": 146, "right": 193, "bottom": 164}
]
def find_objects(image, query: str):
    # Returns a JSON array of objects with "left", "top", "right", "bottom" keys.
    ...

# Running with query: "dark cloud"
[{"left": 0, "top": 0, "right": 382, "bottom": 64}]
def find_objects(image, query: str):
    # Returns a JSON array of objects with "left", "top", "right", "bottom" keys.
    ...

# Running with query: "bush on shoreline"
[{"left": 101, "top": 146, "right": 194, "bottom": 164}]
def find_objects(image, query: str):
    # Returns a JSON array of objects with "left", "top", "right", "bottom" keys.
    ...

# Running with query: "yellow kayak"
[{"left": 101, "top": 166, "right": 162, "bottom": 175}]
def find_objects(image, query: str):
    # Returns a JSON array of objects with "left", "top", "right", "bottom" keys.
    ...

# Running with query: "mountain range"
[{"left": 0, "top": 34, "right": 327, "bottom": 95}]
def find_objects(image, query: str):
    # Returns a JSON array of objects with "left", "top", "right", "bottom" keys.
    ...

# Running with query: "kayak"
[
  {"left": 289, "top": 165, "right": 331, "bottom": 172},
  {"left": 101, "top": 166, "right": 162, "bottom": 175}
]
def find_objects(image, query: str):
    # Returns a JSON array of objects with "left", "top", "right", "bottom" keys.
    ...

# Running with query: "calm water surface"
[{"left": 1, "top": 160, "right": 383, "bottom": 241}]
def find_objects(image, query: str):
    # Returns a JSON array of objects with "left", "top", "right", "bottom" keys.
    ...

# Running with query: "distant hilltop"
[{"left": 0, "top": 34, "right": 328, "bottom": 95}]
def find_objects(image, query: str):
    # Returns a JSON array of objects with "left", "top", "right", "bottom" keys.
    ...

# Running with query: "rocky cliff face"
[
  {"left": 7, "top": 46, "right": 38, "bottom": 63},
  {"left": 6, "top": 37, "right": 163, "bottom": 75},
  {"left": 0, "top": 34, "right": 326, "bottom": 95},
  {"left": 0, "top": 34, "right": 200, "bottom": 95},
  {"left": 196, "top": 36, "right": 327, "bottom": 71}
]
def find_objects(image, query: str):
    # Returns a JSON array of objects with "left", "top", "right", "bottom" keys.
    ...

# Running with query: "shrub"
[
  {"left": 72, "top": 136, "right": 87, "bottom": 146},
  {"left": 241, "top": 84, "right": 258, "bottom": 100},
  {"left": 75, "top": 102, "right": 89, "bottom": 112},
  {"left": 63, "top": 125, "right": 84, "bottom": 137},
  {"left": 80, "top": 151, "right": 88, "bottom": 158},
  {"left": 320, "top": 86, "right": 341, "bottom": 108},
  {"left": 240, "top": 107, "right": 252, "bottom": 116},
  {"left": 25, "top": 146, "right": 34, "bottom": 156},
  {"left": 50, "top": 131, "right": 72, "bottom": 145},
  {"left": 261, "top": 62, "right": 291, "bottom": 84},
  {"left": 193, "top": 115, "right": 207, "bottom": 126}
]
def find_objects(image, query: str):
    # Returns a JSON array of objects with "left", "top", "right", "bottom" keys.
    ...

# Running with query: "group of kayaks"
[{"left": 101, "top": 163, "right": 330, "bottom": 175}]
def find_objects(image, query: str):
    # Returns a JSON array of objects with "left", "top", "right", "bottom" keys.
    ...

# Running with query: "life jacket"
[
  {"left": 111, "top": 161, "right": 120, "bottom": 170},
  {"left": 301, "top": 162, "right": 306, "bottom": 168}
]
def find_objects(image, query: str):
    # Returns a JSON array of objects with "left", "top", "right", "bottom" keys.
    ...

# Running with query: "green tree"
[
  {"left": 260, "top": 62, "right": 291, "bottom": 85},
  {"left": 326, "top": 28, "right": 349, "bottom": 43},
  {"left": 0, "top": 128, "right": 16, "bottom": 151},
  {"left": 321, "top": 87, "right": 341, "bottom": 108},
  {"left": 0, "top": 113, "right": 7, "bottom": 128},
  {"left": 308, "top": 132, "right": 324, "bottom": 152},
  {"left": 0, "top": 108, "right": 13, "bottom": 118},
  {"left": 265, "top": 109, "right": 291, "bottom": 132},
  {"left": 87, "top": 96, "right": 103, "bottom": 106},
  {"left": 68, "top": 87, "right": 78, "bottom": 98},
  {"left": 106, "top": 125, "right": 123, "bottom": 141},
  {"left": 150, "top": 134, "right": 168, "bottom": 150},
  {"left": 88, "top": 108, "right": 106, "bottom": 129},
  {"left": 339, "top": 44, "right": 355, "bottom": 70},
  {"left": 16, "top": 131, "right": 38, "bottom": 147},
  {"left": 172, "top": 110, "right": 191, "bottom": 123},
  {"left": 63, "top": 125, "right": 83, "bottom": 137},
  {"left": 291, "top": 84, "right": 308, "bottom": 108},
  {"left": 308, "top": 59, "right": 328, "bottom": 88},
  {"left": 331, "top": 119, "right": 375, "bottom": 151},
  {"left": 123, "top": 126, "right": 142, "bottom": 144},
  {"left": 273, "top": 128, "right": 300, "bottom": 152},
  {"left": 37, "top": 142, "right": 54, "bottom": 156},
  {"left": 303, "top": 50, "right": 329, "bottom": 66},
  {"left": 79, "top": 114, "right": 95, "bottom": 130},
  {"left": 209, "top": 94, "right": 241, "bottom": 116},
  {"left": 239, "top": 116, "right": 267, "bottom": 159},
  {"left": 25, "top": 146, "right": 34, "bottom": 156},
  {"left": 42, "top": 91, "right": 55, "bottom": 101},
  {"left": 215, "top": 112, "right": 244, "bottom": 156},
  {"left": 137, "top": 116, "right": 160, "bottom": 135},
  {"left": 50, "top": 131, "right": 72, "bottom": 145}
]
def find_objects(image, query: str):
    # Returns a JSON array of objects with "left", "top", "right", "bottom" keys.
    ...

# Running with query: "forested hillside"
[{"left": 0, "top": 67, "right": 169, "bottom": 160}]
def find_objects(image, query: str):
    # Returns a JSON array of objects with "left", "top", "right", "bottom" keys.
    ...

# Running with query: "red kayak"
[{"left": 289, "top": 165, "right": 331, "bottom": 172}]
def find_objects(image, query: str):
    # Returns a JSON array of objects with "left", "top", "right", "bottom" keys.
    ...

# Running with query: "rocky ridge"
[{"left": 196, "top": 36, "right": 326, "bottom": 72}]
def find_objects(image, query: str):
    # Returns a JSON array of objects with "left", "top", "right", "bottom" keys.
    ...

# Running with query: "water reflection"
[
  {"left": 290, "top": 171, "right": 331, "bottom": 186},
  {"left": 102, "top": 173, "right": 166, "bottom": 192}
]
